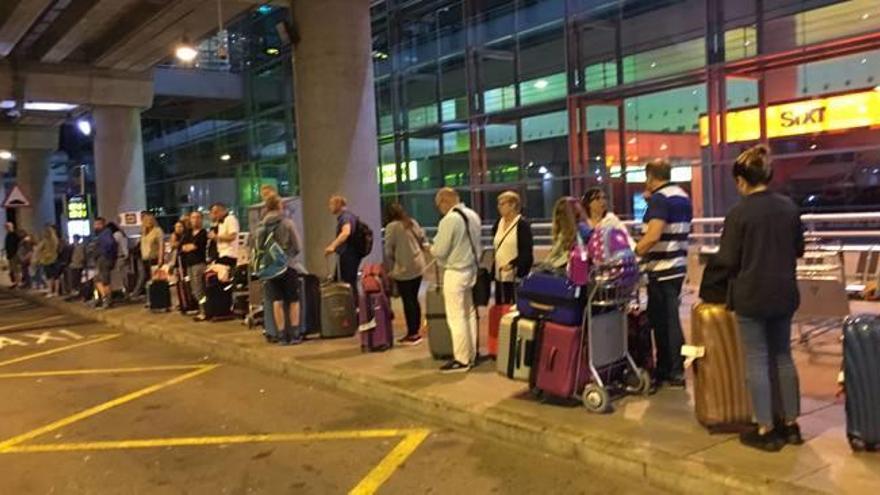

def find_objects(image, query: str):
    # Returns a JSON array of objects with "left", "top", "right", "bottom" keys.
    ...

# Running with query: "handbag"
[
  {"left": 567, "top": 232, "right": 590, "bottom": 286},
  {"left": 454, "top": 208, "right": 491, "bottom": 307}
]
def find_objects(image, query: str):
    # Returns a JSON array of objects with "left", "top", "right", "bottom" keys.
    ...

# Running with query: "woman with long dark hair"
[{"left": 384, "top": 202, "right": 427, "bottom": 345}]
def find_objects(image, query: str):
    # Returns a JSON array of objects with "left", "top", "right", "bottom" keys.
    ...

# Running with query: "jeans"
[
  {"left": 494, "top": 280, "right": 516, "bottom": 305},
  {"left": 737, "top": 314, "right": 801, "bottom": 428},
  {"left": 443, "top": 269, "right": 478, "bottom": 365},
  {"left": 396, "top": 276, "right": 423, "bottom": 337},
  {"left": 188, "top": 263, "right": 207, "bottom": 304},
  {"left": 133, "top": 258, "right": 158, "bottom": 297},
  {"left": 33, "top": 264, "right": 47, "bottom": 289},
  {"left": 337, "top": 251, "right": 361, "bottom": 302},
  {"left": 647, "top": 276, "right": 685, "bottom": 380}
]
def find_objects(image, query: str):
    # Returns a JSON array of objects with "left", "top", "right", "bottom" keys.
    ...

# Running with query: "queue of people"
[{"left": 0, "top": 145, "right": 807, "bottom": 453}]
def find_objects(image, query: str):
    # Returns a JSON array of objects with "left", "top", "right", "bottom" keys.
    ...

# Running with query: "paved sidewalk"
[{"left": 11, "top": 288, "right": 880, "bottom": 494}]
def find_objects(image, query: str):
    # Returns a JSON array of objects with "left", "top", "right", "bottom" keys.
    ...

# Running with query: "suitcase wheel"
[
  {"left": 849, "top": 435, "right": 866, "bottom": 452},
  {"left": 582, "top": 384, "right": 612, "bottom": 414},
  {"left": 624, "top": 369, "right": 654, "bottom": 396}
]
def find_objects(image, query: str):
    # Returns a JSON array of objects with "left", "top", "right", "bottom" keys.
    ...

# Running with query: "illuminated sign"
[
  {"left": 66, "top": 195, "right": 89, "bottom": 220},
  {"left": 699, "top": 90, "right": 880, "bottom": 145}
]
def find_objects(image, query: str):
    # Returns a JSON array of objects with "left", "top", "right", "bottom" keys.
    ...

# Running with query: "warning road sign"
[{"left": 3, "top": 186, "right": 30, "bottom": 208}]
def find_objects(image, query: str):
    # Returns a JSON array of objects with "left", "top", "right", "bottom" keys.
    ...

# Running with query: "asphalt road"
[{"left": 0, "top": 292, "right": 653, "bottom": 495}]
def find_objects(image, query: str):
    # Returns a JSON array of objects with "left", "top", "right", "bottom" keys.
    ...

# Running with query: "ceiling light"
[
  {"left": 0, "top": 100, "right": 14, "bottom": 109},
  {"left": 0, "top": 150, "right": 13, "bottom": 160},
  {"left": 77, "top": 119, "right": 92, "bottom": 136},
  {"left": 509, "top": 143, "right": 518, "bottom": 149},
  {"left": 258, "top": 4, "right": 273, "bottom": 15},
  {"left": 24, "top": 102, "right": 77, "bottom": 112},
  {"left": 265, "top": 47, "right": 280, "bottom": 55},
  {"left": 538, "top": 166, "right": 549, "bottom": 174},
  {"left": 861, "top": 13, "right": 870, "bottom": 21},
  {"left": 861, "top": 58, "right": 868, "bottom": 64},
  {"left": 175, "top": 37, "right": 198, "bottom": 62},
  {"left": 809, "top": 143, "right": 818, "bottom": 150},
  {"left": 660, "top": 143, "right": 669, "bottom": 151},
  {"left": 533, "top": 79, "right": 549, "bottom": 90},
  {"left": 650, "top": 62, "right": 657, "bottom": 68},
  {"left": 220, "top": 153, "right": 232, "bottom": 161}
]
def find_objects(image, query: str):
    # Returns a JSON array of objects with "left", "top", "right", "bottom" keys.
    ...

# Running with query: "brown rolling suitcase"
[{"left": 690, "top": 303, "right": 754, "bottom": 432}]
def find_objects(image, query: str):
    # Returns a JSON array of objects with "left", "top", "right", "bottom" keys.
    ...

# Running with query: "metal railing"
[{"left": 422, "top": 212, "right": 880, "bottom": 249}]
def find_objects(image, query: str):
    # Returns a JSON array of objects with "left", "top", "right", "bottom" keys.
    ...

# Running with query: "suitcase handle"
[
  {"left": 529, "top": 302, "right": 554, "bottom": 312},
  {"left": 546, "top": 347, "right": 558, "bottom": 371}
]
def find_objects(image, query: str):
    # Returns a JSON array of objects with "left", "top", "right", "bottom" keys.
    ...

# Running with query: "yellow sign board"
[{"left": 699, "top": 90, "right": 880, "bottom": 146}]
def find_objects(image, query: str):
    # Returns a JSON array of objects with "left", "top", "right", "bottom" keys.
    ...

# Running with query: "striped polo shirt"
[{"left": 643, "top": 183, "right": 693, "bottom": 281}]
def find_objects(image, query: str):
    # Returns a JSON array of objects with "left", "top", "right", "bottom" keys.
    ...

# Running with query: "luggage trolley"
[{"left": 579, "top": 262, "right": 653, "bottom": 413}]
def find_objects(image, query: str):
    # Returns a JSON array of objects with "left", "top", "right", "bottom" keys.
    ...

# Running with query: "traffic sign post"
[{"left": 2, "top": 186, "right": 31, "bottom": 208}]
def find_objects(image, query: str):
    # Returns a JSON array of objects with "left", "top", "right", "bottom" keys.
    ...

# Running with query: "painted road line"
[
  {"left": 0, "top": 364, "right": 206, "bottom": 379},
  {"left": 0, "top": 429, "right": 430, "bottom": 454},
  {"left": 0, "top": 315, "right": 65, "bottom": 332},
  {"left": 0, "top": 364, "right": 219, "bottom": 452},
  {"left": 349, "top": 429, "right": 431, "bottom": 495},
  {"left": 0, "top": 334, "right": 122, "bottom": 368}
]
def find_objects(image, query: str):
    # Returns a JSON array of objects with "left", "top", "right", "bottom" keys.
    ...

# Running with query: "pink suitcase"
[
  {"left": 534, "top": 321, "right": 587, "bottom": 399},
  {"left": 358, "top": 292, "right": 394, "bottom": 352}
]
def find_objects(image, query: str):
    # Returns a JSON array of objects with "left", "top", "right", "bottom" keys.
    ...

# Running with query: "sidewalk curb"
[{"left": 16, "top": 291, "right": 823, "bottom": 495}]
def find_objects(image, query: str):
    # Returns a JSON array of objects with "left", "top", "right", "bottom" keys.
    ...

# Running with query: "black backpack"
[{"left": 351, "top": 218, "right": 373, "bottom": 258}]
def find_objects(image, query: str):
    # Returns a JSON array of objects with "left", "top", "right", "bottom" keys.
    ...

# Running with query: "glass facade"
[
  {"left": 373, "top": 0, "right": 880, "bottom": 225},
  {"left": 142, "top": 0, "right": 880, "bottom": 228}
]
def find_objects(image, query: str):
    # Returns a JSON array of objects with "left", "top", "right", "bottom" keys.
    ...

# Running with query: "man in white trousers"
[{"left": 430, "top": 188, "right": 482, "bottom": 373}]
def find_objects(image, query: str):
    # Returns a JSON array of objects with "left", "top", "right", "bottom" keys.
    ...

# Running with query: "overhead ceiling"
[{"left": 0, "top": 0, "right": 270, "bottom": 72}]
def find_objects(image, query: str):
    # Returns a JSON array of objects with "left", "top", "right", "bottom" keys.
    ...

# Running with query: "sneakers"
[
  {"left": 776, "top": 422, "right": 804, "bottom": 445},
  {"left": 439, "top": 360, "right": 471, "bottom": 374},
  {"left": 398, "top": 335, "right": 423, "bottom": 346},
  {"left": 739, "top": 428, "right": 784, "bottom": 452}
]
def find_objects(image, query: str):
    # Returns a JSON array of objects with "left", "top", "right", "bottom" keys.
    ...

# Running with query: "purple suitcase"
[
  {"left": 516, "top": 272, "right": 585, "bottom": 326},
  {"left": 358, "top": 292, "right": 394, "bottom": 352},
  {"left": 534, "top": 321, "right": 587, "bottom": 399}
]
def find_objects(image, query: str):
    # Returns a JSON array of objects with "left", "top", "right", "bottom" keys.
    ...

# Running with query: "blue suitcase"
[
  {"left": 516, "top": 272, "right": 584, "bottom": 326},
  {"left": 843, "top": 315, "right": 880, "bottom": 451}
]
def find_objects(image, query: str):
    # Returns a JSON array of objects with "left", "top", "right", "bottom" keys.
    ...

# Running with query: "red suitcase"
[
  {"left": 488, "top": 304, "right": 513, "bottom": 357},
  {"left": 534, "top": 321, "right": 587, "bottom": 399}
]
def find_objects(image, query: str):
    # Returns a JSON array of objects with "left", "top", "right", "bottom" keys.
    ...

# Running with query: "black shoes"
[
  {"left": 439, "top": 360, "right": 471, "bottom": 374},
  {"left": 776, "top": 422, "right": 805, "bottom": 446},
  {"left": 739, "top": 428, "right": 785, "bottom": 452},
  {"left": 740, "top": 422, "right": 803, "bottom": 452},
  {"left": 666, "top": 374, "right": 687, "bottom": 389}
]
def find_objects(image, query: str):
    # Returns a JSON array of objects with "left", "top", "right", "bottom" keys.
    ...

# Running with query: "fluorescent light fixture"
[
  {"left": 0, "top": 100, "right": 14, "bottom": 109},
  {"left": 77, "top": 119, "right": 92, "bottom": 136},
  {"left": 220, "top": 153, "right": 232, "bottom": 161},
  {"left": 24, "top": 102, "right": 77, "bottom": 112},
  {"left": 175, "top": 37, "right": 198, "bottom": 62},
  {"left": 533, "top": 79, "right": 549, "bottom": 90},
  {"left": 0, "top": 150, "right": 13, "bottom": 160}
]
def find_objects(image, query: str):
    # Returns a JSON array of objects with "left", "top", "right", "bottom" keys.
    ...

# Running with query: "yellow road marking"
[
  {"left": 349, "top": 429, "right": 431, "bottom": 495},
  {"left": 0, "top": 364, "right": 219, "bottom": 452},
  {"left": 0, "top": 429, "right": 428, "bottom": 454},
  {"left": 0, "top": 364, "right": 205, "bottom": 379},
  {"left": 0, "top": 334, "right": 122, "bottom": 368},
  {"left": 0, "top": 315, "right": 65, "bottom": 332}
]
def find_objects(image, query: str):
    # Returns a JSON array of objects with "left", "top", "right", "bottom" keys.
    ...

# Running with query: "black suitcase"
[
  {"left": 843, "top": 315, "right": 880, "bottom": 451},
  {"left": 204, "top": 271, "right": 234, "bottom": 320},
  {"left": 175, "top": 259, "right": 198, "bottom": 314},
  {"left": 147, "top": 280, "right": 172, "bottom": 312},
  {"left": 300, "top": 273, "right": 321, "bottom": 336}
]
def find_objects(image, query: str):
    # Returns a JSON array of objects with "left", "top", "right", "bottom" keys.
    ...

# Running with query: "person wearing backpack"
[
  {"left": 324, "top": 194, "right": 372, "bottom": 302},
  {"left": 92, "top": 217, "right": 118, "bottom": 309},
  {"left": 256, "top": 194, "right": 303, "bottom": 345}
]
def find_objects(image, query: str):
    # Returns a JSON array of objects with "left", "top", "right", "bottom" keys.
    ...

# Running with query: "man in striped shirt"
[{"left": 636, "top": 159, "right": 693, "bottom": 389}]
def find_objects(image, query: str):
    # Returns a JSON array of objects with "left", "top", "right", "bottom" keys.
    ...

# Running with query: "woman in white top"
[
  {"left": 581, "top": 187, "right": 635, "bottom": 249},
  {"left": 491, "top": 191, "right": 534, "bottom": 305}
]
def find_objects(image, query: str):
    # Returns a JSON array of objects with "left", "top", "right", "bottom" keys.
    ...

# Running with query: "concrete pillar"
[
  {"left": 291, "top": 0, "right": 382, "bottom": 275},
  {"left": 93, "top": 106, "right": 146, "bottom": 219},
  {"left": 14, "top": 149, "right": 55, "bottom": 236},
  {"left": 0, "top": 159, "right": 8, "bottom": 246}
]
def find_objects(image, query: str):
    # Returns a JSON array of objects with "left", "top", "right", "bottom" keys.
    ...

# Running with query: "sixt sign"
[{"left": 780, "top": 106, "right": 827, "bottom": 128}]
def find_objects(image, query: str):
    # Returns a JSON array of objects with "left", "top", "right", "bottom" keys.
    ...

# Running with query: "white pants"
[{"left": 443, "top": 268, "right": 478, "bottom": 365}]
